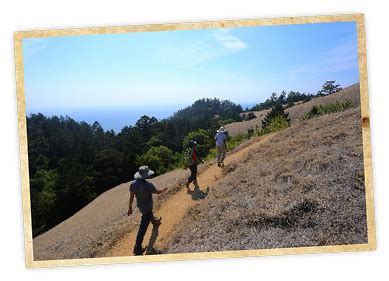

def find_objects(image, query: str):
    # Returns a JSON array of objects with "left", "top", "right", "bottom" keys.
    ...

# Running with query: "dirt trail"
[{"left": 102, "top": 133, "right": 276, "bottom": 257}]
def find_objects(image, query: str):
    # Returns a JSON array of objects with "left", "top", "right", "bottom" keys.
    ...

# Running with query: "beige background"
[{"left": 14, "top": 13, "right": 375, "bottom": 268}]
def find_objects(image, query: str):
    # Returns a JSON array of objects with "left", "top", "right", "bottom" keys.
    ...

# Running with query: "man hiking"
[
  {"left": 185, "top": 140, "right": 204, "bottom": 190},
  {"left": 214, "top": 126, "right": 227, "bottom": 167},
  {"left": 128, "top": 165, "right": 168, "bottom": 255}
]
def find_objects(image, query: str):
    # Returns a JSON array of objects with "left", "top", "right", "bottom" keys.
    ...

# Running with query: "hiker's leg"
[
  {"left": 220, "top": 146, "right": 227, "bottom": 164},
  {"left": 193, "top": 164, "right": 198, "bottom": 184},
  {"left": 188, "top": 164, "right": 196, "bottom": 183},
  {"left": 216, "top": 146, "right": 222, "bottom": 165},
  {"left": 151, "top": 212, "right": 162, "bottom": 227},
  {"left": 134, "top": 213, "right": 152, "bottom": 254}
]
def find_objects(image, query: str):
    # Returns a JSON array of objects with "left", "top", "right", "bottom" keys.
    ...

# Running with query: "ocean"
[
  {"left": 27, "top": 104, "right": 189, "bottom": 133},
  {"left": 27, "top": 102, "right": 258, "bottom": 133}
]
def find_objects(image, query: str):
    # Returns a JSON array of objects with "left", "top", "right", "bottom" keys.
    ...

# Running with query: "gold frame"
[{"left": 14, "top": 13, "right": 376, "bottom": 268}]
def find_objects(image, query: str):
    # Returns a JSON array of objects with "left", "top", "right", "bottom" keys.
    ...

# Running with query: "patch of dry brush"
[{"left": 164, "top": 107, "right": 367, "bottom": 254}]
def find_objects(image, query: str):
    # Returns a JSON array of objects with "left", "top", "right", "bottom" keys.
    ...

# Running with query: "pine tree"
[
  {"left": 319, "top": 81, "right": 342, "bottom": 95},
  {"left": 261, "top": 103, "right": 290, "bottom": 129}
]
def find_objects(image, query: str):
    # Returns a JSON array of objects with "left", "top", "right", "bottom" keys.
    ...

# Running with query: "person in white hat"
[
  {"left": 127, "top": 165, "right": 168, "bottom": 255},
  {"left": 214, "top": 127, "right": 228, "bottom": 167}
]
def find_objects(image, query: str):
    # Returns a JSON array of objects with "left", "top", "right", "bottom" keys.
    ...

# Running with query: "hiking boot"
[
  {"left": 152, "top": 217, "right": 162, "bottom": 227},
  {"left": 133, "top": 247, "right": 147, "bottom": 256},
  {"left": 185, "top": 182, "right": 190, "bottom": 190}
]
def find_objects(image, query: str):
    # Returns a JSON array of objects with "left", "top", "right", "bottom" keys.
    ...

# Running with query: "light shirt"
[{"left": 214, "top": 132, "right": 226, "bottom": 147}]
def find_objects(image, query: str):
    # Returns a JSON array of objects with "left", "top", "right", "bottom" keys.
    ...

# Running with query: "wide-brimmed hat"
[
  {"left": 217, "top": 126, "right": 226, "bottom": 133},
  {"left": 134, "top": 165, "right": 155, "bottom": 180},
  {"left": 188, "top": 140, "right": 197, "bottom": 147}
]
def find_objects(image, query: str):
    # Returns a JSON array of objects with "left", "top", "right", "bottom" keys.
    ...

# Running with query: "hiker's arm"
[
  {"left": 127, "top": 191, "right": 135, "bottom": 216},
  {"left": 155, "top": 187, "right": 168, "bottom": 195}
]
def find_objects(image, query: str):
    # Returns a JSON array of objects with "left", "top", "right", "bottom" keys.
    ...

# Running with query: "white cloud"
[
  {"left": 159, "top": 29, "right": 248, "bottom": 66},
  {"left": 212, "top": 29, "right": 248, "bottom": 51}
]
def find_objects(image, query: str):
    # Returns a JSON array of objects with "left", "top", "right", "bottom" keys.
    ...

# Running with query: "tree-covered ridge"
[
  {"left": 250, "top": 81, "right": 343, "bottom": 111},
  {"left": 251, "top": 90, "right": 315, "bottom": 111}
]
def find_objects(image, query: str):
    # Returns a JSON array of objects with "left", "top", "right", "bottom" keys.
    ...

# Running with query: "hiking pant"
[
  {"left": 134, "top": 212, "right": 154, "bottom": 254},
  {"left": 217, "top": 145, "right": 227, "bottom": 165},
  {"left": 188, "top": 163, "right": 198, "bottom": 184}
]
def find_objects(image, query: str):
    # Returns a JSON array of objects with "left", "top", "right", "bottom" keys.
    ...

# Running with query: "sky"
[{"left": 23, "top": 21, "right": 359, "bottom": 120}]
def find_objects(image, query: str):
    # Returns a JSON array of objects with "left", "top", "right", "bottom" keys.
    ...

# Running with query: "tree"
[
  {"left": 137, "top": 146, "right": 178, "bottom": 175},
  {"left": 278, "top": 91, "right": 287, "bottom": 103},
  {"left": 183, "top": 129, "right": 213, "bottom": 158},
  {"left": 261, "top": 103, "right": 290, "bottom": 129},
  {"left": 92, "top": 149, "right": 124, "bottom": 193},
  {"left": 135, "top": 115, "right": 160, "bottom": 141},
  {"left": 319, "top": 81, "right": 342, "bottom": 95}
]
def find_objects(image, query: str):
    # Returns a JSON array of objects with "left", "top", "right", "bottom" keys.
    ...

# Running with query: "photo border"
[{"left": 14, "top": 13, "right": 376, "bottom": 268}]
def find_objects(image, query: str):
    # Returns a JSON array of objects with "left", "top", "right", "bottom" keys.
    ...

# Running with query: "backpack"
[{"left": 183, "top": 148, "right": 193, "bottom": 167}]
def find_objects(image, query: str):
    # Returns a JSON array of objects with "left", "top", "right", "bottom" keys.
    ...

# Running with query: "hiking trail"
[{"left": 101, "top": 134, "right": 276, "bottom": 257}]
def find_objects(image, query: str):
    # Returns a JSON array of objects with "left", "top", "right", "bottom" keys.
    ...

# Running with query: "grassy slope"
[
  {"left": 164, "top": 106, "right": 367, "bottom": 254},
  {"left": 32, "top": 168, "right": 191, "bottom": 260},
  {"left": 225, "top": 83, "right": 360, "bottom": 136}
]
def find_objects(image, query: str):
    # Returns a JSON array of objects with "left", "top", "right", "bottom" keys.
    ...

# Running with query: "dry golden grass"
[{"left": 164, "top": 106, "right": 367, "bottom": 253}]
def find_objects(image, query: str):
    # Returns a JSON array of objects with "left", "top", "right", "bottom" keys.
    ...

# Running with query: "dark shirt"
[{"left": 129, "top": 179, "right": 157, "bottom": 215}]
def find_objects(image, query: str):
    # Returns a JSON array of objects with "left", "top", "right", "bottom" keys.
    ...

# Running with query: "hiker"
[
  {"left": 185, "top": 140, "right": 204, "bottom": 189},
  {"left": 214, "top": 126, "right": 228, "bottom": 167},
  {"left": 127, "top": 165, "right": 168, "bottom": 255}
]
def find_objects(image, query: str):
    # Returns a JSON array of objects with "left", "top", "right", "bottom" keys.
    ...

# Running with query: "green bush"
[
  {"left": 183, "top": 129, "right": 213, "bottom": 158},
  {"left": 218, "top": 118, "right": 236, "bottom": 127},
  {"left": 303, "top": 100, "right": 353, "bottom": 119},
  {"left": 261, "top": 103, "right": 290, "bottom": 129},
  {"left": 137, "top": 145, "right": 179, "bottom": 175},
  {"left": 257, "top": 116, "right": 290, "bottom": 136}
]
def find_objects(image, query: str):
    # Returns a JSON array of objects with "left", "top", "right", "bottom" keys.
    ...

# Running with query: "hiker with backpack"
[
  {"left": 127, "top": 165, "right": 168, "bottom": 255},
  {"left": 214, "top": 126, "right": 228, "bottom": 167},
  {"left": 184, "top": 140, "right": 204, "bottom": 190}
]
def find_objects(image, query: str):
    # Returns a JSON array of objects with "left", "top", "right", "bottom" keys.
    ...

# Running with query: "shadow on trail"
[
  {"left": 145, "top": 224, "right": 163, "bottom": 255},
  {"left": 187, "top": 183, "right": 209, "bottom": 201}
]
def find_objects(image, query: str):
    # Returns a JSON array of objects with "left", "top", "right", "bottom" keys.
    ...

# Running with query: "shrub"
[
  {"left": 183, "top": 129, "right": 213, "bottom": 158},
  {"left": 244, "top": 112, "right": 256, "bottom": 121},
  {"left": 137, "top": 145, "right": 179, "bottom": 175},
  {"left": 303, "top": 100, "right": 353, "bottom": 120},
  {"left": 257, "top": 115, "right": 290, "bottom": 136},
  {"left": 261, "top": 103, "right": 290, "bottom": 129},
  {"left": 218, "top": 118, "right": 236, "bottom": 127}
]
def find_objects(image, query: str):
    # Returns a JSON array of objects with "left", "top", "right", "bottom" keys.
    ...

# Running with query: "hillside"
[
  {"left": 32, "top": 84, "right": 365, "bottom": 260},
  {"left": 225, "top": 83, "right": 360, "bottom": 136},
  {"left": 164, "top": 106, "right": 366, "bottom": 253},
  {"left": 32, "top": 168, "right": 193, "bottom": 260}
]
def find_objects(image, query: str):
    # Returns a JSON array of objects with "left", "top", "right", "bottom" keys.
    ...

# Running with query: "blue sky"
[{"left": 23, "top": 21, "right": 359, "bottom": 113}]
